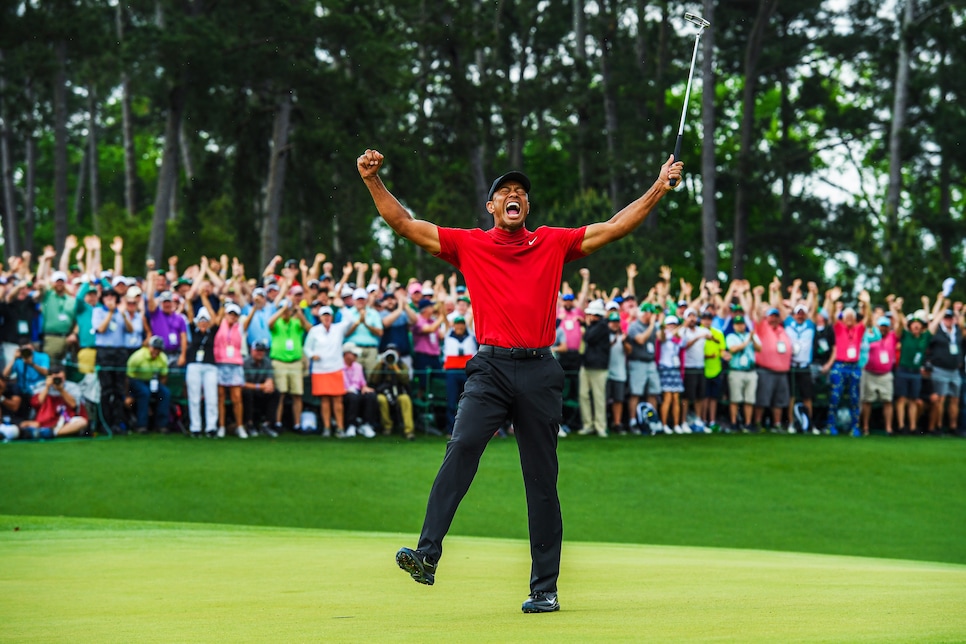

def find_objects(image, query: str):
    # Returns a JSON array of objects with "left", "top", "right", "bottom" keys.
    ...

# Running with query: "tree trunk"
[
  {"left": 573, "top": 0, "right": 589, "bottom": 191},
  {"left": 148, "top": 84, "right": 185, "bottom": 263},
  {"left": 599, "top": 0, "right": 621, "bottom": 210},
  {"left": 882, "top": 0, "right": 913, "bottom": 277},
  {"left": 470, "top": 144, "right": 489, "bottom": 230},
  {"left": 117, "top": 3, "right": 138, "bottom": 216},
  {"left": 0, "top": 51, "right": 19, "bottom": 257},
  {"left": 179, "top": 119, "right": 195, "bottom": 183},
  {"left": 778, "top": 63, "right": 792, "bottom": 276},
  {"left": 24, "top": 123, "right": 37, "bottom": 254},
  {"left": 87, "top": 86, "right": 100, "bottom": 232},
  {"left": 700, "top": 0, "right": 717, "bottom": 281},
  {"left": 53, "top": 40, "right": 69, "bottom": 252},
  {"left": 259, "top": 92, "right": 292, "bottom": 269},
  {"left": 73, "top": 148, "right": 87, "bottom": 225},
  {"left": 731, "top": 0, "right": 778, "bottom": 278}
]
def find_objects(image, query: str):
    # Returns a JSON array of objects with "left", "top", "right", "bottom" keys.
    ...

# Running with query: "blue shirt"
[
  {"left": 92, "top": 307, "right": 128, "bottom": 348},
  {"left": 11, "top": 352, "right": 51, "bottom": 396},
  {"left": 245, "top": 303, "right": 277, "bottom": 350},
  {"left": 784, "top": 318, "right": 816, "bottom": 366},
  {"left": 344, "top": 307, "right": 383, "bottom": 348}
]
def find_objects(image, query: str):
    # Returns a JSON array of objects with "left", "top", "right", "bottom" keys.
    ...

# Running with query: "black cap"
[
  {"left": 251, "top": 340, "right": 269, "bottom": 351},
  {"left": 487, "top": 171, "right": 530, "bottom": 201}
]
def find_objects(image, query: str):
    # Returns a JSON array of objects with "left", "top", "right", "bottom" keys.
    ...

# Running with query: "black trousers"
[
  {"left": 416, "top": 351, "right": 564, "bottom": 593},
  {"left": 243, "top": 389, "right": 280, "bottom": 425},
  {"left": 344, "top": 391, "right": 379, "bottom": 427},
  {"left": 96, "top": 347, "right": 129, "bottom": 429}
]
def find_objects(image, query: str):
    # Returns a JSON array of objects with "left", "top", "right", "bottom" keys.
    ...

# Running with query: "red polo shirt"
[{"left": 436, "top": 225, "right": 587, "bottom": 348}]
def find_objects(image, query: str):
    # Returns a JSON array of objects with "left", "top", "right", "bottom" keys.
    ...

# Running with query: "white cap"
[
  {"left": 112, "top": 275, "right": 127, "bottom": 287},
  {"left": 352, "top": 287, "right": 368, "bottom": 300},
  {"left": 664, "top": 315, "right": 681, "bottom": 325},
  {"left": 605, "top": 300, "right": 620, "bottom": 311},
  {"left": 50, "top": 271, "right": 68, "bottom": 283},
  {"left": 196, "top": 308, "right": 212, "bottom": 321},
  {"left": 224, "top": 302, "right": 242, "bottom": 315},
  {"left": 342, "top": 341, "right": 362, "bottom": 356},
  {"left": 420, "top": 286, "right": 434, "bottom": 296},
  {"left": 341, "top": 285, "right": 354, "bottom": 298},
  {"left": 366, "top": 283, "right": 379, "bottom": 293},
  {"left": 585, "top": 300, "right": 606, "bottom": 317},
  {"left": 793, "top": 303, "right": 809, "bottom": 314},
  {"left": 318, "top": 305, "right": 334, "bottom": 316},
  {"left": 683, "top": 307, "right": 697, "bottom": 318},
  {"left": 126, "top": 286, "right": 143, "bottom": 300}
]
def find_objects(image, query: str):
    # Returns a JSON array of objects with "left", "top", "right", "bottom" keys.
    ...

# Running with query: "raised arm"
[
  {"left": 580, "top": 155, "right": 682, "bottom": 255},
  {"left": 358, "top": 149, "right": 440, "bottom": 255}
]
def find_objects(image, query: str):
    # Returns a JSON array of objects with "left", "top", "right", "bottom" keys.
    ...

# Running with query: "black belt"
[
  {"left": 792, "top": 362, "right": 810, "bottom": 369},
  {"left": 478, "top": 344, "right": 552, "bottom": 360}
]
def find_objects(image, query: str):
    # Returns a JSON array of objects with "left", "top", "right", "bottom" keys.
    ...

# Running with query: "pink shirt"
[
  {"left": 755, "top": 319, "right": 792, "bottom": 372},
  {"left": 557, "top": 307, "right": 584, "bottom": 350},
  {"left": 213, "top": 320, "right": 243, "bottom": 365},
  {"left": 412, "top": 315, "right": 441, "bottom": 356},
  {"left": 833, "top": 322, "right": 864, "bottom": 363},
  {"left": 865, "top": 331, "right": 897, "bottom": 375},
  {"left": 342, "top": 360, "right": 367, "bottom": 393}
]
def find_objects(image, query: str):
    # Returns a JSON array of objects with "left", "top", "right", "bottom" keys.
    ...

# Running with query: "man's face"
[
  {"left": 909, "top": 320, "right": 923, "bottom": 336},
  {"left": 768, "top": 313, "right": 781, "bottom": 327},
  {"left": 150, "top": 347, "right": 161, "bottom": 359},
  {"left": 700, "top": 315, "right": 712, "bottom": 327},
  {"left": 252, "top": 348, "right": 266, "bottom": 361},
  {"left": 686, "top": 314, "right": 697, "bottom": 328},
  {"left": 486, "top": 181, "right": 530, "bottom": 231},
  {"left": 562, "top": 299, "right": 574, "bottom": 310},
  {"left": 794, "top": 309, "right": 807, "bottom": 324},
  {"left": 53, "top": 279, "right": 66, "bottom": 294},
  {"left": 161, "top": 299, "right": 174, "bottom": 313},
  {"left": 354, "top": 297, "right": 367, "bottom": 311},
  {"left": 344, "top": 352, "right": 357, "bottom": 365}
]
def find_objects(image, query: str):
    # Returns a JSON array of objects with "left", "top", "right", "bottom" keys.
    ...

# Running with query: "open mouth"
[{"left": 506, "top": 201, "right": 521, "bottom": 216}]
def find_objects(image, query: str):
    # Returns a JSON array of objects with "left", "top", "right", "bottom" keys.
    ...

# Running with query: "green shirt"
[
  {"left": 126, "top": 347, "right": 170, "bottom": 381},
  {"left": 703, "top": 326, "right": 727, "bottom": 378},
  {"left": 269, "top": 316, "right": 305, "bottom": 362},
  {"left": 898, "top": 330, "right": 930, "bottom": 370},
  {"left": 41, "top": 289, "right": 77, "bottom": 335},
  {"left": 74, "top": 282, "right": 97, "bottom": 349}
]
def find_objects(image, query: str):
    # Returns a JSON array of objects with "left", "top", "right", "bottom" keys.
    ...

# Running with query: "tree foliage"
[{"left": 0, "top": 0, "right": 963, "bottom": 302}]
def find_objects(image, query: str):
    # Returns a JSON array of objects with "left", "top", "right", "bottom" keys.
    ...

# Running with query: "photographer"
[
  {"left": 2, "top": 344, "right": 51, "bottom": 417},
  {"left": 19, "top": 366, "right": 89, "bottom": 439},
  {"left": 369, "top": 343, "right": 415, "bottom": 439}
]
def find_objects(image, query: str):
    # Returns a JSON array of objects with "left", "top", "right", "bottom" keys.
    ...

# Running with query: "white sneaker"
[
  {"left": 558, "top": 427, "right": 568, "bottom": 438},
  {"left": 692, "top": 420, "right": 706, "bottom": 433},
  {"left": 322, "top": 427, "right": 332, "bottom": 438},
  {"left": 577, "top": 427, "right": 595, "bottom": 436},
  {"left": 359, "top": 423, "right": 376, "bottom": 439},
  {"left": 236, "top": 426, "right": 249, "bottom": 439},
  {"left": 335, "top": 427, "right": 346, "bottom": 439},
  {"left": 678, "top": 424, "right": 692, "bottom": 434},
  {"left": 345, "top": 425, "right": 357, "bottom": 438},
  {"left": 787, "top": 424, "right": 797, "bottom": 435},
  {"left": 216, "top": 426, "right": 226, "bottom": 439},
  {"left": 662, "top": 424, "right": 674, "bottom": 435}
]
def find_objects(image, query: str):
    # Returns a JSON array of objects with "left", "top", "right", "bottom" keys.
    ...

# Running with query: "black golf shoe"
[
  {"left": 396, "top": 547, "right": 436, "bottom": 586},
  {"left": 522, "top": 591, "right": 560, "bottom": 613}
]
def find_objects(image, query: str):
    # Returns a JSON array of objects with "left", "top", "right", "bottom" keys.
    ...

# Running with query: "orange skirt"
[{"left": 312, "top": 371, "right": 346, "bottom": 397}]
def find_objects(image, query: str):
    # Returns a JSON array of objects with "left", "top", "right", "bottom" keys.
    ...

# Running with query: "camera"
[
  {"left": 20, "top": 347, "right": 32, "bottom": 360},
  {"left": 383, "top": 349, "right": 398, "bottom": 366},
  {"left": 52, "top": 376, "right": 63, "bottom": 386}
]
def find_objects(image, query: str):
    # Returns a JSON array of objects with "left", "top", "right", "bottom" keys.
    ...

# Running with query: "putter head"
[{"left": 684, "top": 12, "right": 711, "bottom": 30}]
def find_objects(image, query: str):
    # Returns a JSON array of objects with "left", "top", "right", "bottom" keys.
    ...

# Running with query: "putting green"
[{"left": 2, "top": 516, "right": 964, "bottom": 642}]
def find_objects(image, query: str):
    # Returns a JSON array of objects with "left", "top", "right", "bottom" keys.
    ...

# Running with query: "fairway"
[{"left": 2, "top": 516, "right": 964, "bottom": 642}]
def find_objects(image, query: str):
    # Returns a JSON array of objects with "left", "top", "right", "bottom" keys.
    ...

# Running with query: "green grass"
[
  {"left": 3, "top": 516, "right": 965, "bottom": 643},
  {"left": 2, "top": 432, "right": 964, "bottom": 565}
]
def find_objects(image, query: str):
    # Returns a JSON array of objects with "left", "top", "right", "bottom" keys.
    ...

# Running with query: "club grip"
[{"left": 669, "top": 134, "right": 683, "bottom": 187}]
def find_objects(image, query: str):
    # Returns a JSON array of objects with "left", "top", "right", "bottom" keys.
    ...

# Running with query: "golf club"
[{"left": 669, "top": 12, "right": 711, "bottom": 187}]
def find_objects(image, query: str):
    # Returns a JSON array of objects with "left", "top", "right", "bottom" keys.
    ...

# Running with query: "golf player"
[{"left": 358, "top": 148, "right": 683, "bottom": 613}]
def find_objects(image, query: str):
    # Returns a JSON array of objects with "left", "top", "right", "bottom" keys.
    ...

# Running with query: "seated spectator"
[
  {"left": 2, "top": 345, "right": 51, "bottom": 412},
  {"left": 342, "top": 342, "right": 378, "bottom": 438},
  {"left": 0, "top": 374, "right": 24, "bottom": 424},
  {"left": 19, "top": 366, "right": 89, "bottom": 439},
  {"left": 370, "top": 344, "right": 415, "bottom": 439},
  {"left": 242, "top": 340, "right": 279, "bottom": 437},
  {"left": 126, "top": 336, "right": 172, "bottom": 434}
]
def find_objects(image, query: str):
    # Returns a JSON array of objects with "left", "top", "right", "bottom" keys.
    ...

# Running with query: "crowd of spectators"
[{"left": 1, "top": 234, "right": 964, "bottom": 443}]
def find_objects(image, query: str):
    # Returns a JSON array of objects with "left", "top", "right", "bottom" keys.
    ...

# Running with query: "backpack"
[{"left": 635, "top": 402, "right": 662, "bottom": 435}]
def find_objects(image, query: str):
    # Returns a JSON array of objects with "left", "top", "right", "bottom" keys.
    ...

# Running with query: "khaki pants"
[
  {"left": 43, "top": 335, "right": 70, "bottom": 365},
  {"left": 377, "top": 392, "right": 414, "bottom": 436},
  {"left": 358, "top": 346, "right": 380, "bottom": 380},
  {"left": 579, "top": 367, "right": 608, "bottom": 435}
]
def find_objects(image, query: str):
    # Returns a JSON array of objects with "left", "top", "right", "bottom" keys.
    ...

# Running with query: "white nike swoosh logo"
[{"left": 528, "top": 237, "right": 537, "bottom": 246}]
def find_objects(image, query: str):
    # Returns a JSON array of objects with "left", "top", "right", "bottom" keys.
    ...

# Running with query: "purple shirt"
[
  {"left": 149, "top": 309, "right": 188, "bottom": 352},
  {"left": 412, "top": 315, "right": 441, "bottom": 356}
]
